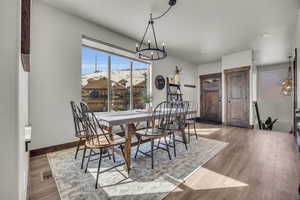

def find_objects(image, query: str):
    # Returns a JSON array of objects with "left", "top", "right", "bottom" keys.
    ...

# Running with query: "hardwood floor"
[{"left": 28, "top": 124, "right": 300, "bottom": 200}]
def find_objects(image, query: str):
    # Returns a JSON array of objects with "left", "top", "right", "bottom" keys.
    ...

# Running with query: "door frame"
[
  {"left": 224, "top": 66, "right": 250, "bottom": 127},
  {"left": 199, "top": 73, "right": 222, "bottom": 122}
]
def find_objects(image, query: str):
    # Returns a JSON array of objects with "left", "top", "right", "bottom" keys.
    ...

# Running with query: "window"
[
  {"left": 81, "top": 45, "right": 150, "bottom": 112},
  {"left": 133, "top": 62, "right": 149, "bottom": 109}
]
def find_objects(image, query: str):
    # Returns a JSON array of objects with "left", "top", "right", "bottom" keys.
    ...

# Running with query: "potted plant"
[{"left": 143, "top": 94, "right": 153, "bottom": 111}]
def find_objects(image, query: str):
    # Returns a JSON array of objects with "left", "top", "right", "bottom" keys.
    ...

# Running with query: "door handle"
[{"left": 228, "top": 100, "right": 231, "bottom": 103}]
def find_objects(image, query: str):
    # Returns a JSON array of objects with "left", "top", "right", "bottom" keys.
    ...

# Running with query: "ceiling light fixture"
[{"left": 135, "top": 0, "right": 177, "bottom": 61}]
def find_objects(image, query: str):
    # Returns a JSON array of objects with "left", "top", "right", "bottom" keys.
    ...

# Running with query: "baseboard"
[
  {"left": 29, "top": 133, "right": 150, "bottom": 157},
  {"left": 222, "top": 122, "right": 254, "bottom": 129},
  {"left": 30, "top": 140, "right": 84, "bottom": 157}
]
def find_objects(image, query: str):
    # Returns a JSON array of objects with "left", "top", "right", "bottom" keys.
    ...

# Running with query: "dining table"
[{"left": 94, "top": 109, "right": 196, "bottom": 173}]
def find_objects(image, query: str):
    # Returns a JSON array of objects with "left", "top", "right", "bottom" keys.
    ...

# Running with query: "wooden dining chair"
[
  {"left": 169, "top": 101, "right": 190, "bottom": 157},
  {"left": 134, "top": 101, "right": 176, "bottom": 169},
  {"left": 70, "top": 101, "right": 86, "bottom": 161},
  {"left": 80, "top": 103, "right": 127, "bottom": 189},
  {"left": 186, "top": 101, "right": 198, "bottom": 142}
]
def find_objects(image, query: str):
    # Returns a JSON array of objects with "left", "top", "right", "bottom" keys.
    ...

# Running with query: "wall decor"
[
  {"left": 174, "top": 66, "right": 182, "bottom": 85},
  {"left": 184, "top": 84, "right": 196, "bottom": 88},
  {"left": 155, "top": 75, "right": 166, "bottom": 90}
]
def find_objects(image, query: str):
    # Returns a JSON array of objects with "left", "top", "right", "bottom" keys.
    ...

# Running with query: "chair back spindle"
[
  {"left": 70, "top": 101, "right": 85, "bottom": 138},
  {"left": 80, "top": 102, "right": 112, "bottom": 147},
  {"left": 186, "top": 101, "right": 198, "bottom": 120},
  {"left": 150, "top": 101, "right": 177, "bottom": 134}
]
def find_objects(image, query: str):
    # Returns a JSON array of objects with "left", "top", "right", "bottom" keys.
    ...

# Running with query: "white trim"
[
  {"left": 81, "top": 37, "right": 152, "bottom": 111},
  {"left": 82, "top": 37, "right": 151, "bottom": 65}
]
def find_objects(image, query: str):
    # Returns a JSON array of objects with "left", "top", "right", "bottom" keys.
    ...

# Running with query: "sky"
[{"left": 81, "top": 47, "right": 149, "bottom": 75}]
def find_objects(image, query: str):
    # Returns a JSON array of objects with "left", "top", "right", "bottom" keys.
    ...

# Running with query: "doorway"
[
  {"left": 225, "top": 67, "right": 250, "bottom": 127},
  {"left": 200, "top": 73, "right": 222, "bottom": 122}
]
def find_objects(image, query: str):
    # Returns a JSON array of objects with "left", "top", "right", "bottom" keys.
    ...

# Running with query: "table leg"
[{"left": 124, "top": 123, "right": 136, "bottom": 173}]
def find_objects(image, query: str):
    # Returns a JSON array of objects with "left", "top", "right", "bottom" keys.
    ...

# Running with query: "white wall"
[
  {"left": 151, "top": 57, "right": 198, "bottom": 106},
  {"left": 195, "top": 51, "right": 255, "bottom": 125},
  {"left": 196, "top": 61, "right": 222, "bottom": 115},
  {"left": 221, "top": 50, "right": 255, "bottom": 125},
  {"left": 0, "top": 0, "right": 20, "bottom": 199},
  {"left": 257, "top": 63, "right": 292, "bottom": 132},
  {"left": 30, "top": 1, "right": 197, "bottom": 149},
  {"left": 18, "top": 56, "right": 30, "bottom": 199}
]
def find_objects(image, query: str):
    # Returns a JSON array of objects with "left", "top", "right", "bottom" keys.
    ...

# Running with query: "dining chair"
[
  {"left": 186, "top": 101, "right": 198, "bottom": 142},
  {"left": 169, "top": 101, "right": 190, "bottom": 157},
  {"left": 80, "top": 103, "right": 127, "bottom": 189},
  {"left": 70, "top": 101, "right": 86, "bottom": 161},
  {"left": 134, "top": 101, "right": 176, "bottom": 169}
]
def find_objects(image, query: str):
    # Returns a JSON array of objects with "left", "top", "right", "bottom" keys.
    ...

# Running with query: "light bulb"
[{"left": 135, "top": 44, "right": 139, "bottom": 51}]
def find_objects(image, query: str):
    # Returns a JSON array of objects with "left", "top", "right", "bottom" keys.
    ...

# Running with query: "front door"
[
  {"left": 225, "top": 67, "right": 250, "bottom": 127},
  {"left": 200, "top": 73, "right": 222, "bottom": 122}
]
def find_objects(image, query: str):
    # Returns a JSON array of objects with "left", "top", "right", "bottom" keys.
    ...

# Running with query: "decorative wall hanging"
[
  {"left": 184, "top": 84, "right": 196, "bottom": 88},
  {"left": 174, "top": 66, "right": 182, "bottom": 85},
  {"left": 155, "top": 75, "right": 166, "bottom": 90},
  {"left": 135, "top": 0, "right": 177, "bottom": 61}
]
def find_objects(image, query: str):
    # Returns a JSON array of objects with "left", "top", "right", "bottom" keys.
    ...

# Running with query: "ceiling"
[{"left": 41, "top": 0, "right": 300, "bottom": 65}]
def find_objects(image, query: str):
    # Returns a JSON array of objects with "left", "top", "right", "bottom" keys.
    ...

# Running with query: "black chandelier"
[{"left": 135, "top": 0, "right": 177, "bottom": 61}]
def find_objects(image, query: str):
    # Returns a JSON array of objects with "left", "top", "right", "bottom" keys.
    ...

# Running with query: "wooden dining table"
[{"left": 94, "top": 109, "right": 195, "bottom": 173}]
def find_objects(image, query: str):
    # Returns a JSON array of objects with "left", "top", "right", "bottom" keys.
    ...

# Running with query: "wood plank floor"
[{"left": 28, "top": 124, "right": 300, "bottom": 200}]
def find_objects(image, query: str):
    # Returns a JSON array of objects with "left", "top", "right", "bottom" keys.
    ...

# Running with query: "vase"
[
  {"left": 146, "top": 103, "right": 152, "bottom": 112},
  {"left": 174, "top": 73, "right": 180, "bottom": 85}
]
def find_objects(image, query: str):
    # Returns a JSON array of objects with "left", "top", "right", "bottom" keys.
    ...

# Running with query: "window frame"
[{"left": 81, "top": 36, "right": 152, "bottom": 112}]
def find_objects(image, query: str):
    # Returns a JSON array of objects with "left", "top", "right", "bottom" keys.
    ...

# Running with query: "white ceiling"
[{"left": 41, "top": 0, "right": 300, "bottom": 65}]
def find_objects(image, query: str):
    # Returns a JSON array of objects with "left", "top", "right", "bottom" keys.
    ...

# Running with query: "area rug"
[{"left": 47, "top": 137, "right": 227, "bottom": 200}]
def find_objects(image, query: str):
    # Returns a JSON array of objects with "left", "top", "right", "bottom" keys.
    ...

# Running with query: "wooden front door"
[
  {"left": 225, "top": 67, "right": 250, "bottom": 127},
  {"left": 200, "top": 73, "right": 222, "bottom": 122}
]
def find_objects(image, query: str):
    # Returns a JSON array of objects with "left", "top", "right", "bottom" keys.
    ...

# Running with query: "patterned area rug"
[{"left": 48, "top": 137, "right": 227, "bottom": 200}]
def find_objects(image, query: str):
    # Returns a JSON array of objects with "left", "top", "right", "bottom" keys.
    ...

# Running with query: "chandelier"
[{"left": 135, "top": 0, "right": 177, "bottom": 61}]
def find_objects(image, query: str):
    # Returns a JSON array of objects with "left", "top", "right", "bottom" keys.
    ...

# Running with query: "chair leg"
[
  {"left": 194, "top": 123, "right": 198, "bottom": 139},
  {"left": 181, "top": 129, "right": 188, "bottom": 151},
  {"left": 95, "top": 149, "right": 103, "bottom": 189},
  {"left": 157, "top": 138, "right": 161, "bottom": 150},
  {"left": 119, "top": 144, "right": 127, "bottom": 164},
  {"left": 74, "top": 138, "right": 81, "bottom": 159},
  {"left": 134, "top": 136, "right": 142, "bottom": 159},
  {"left": 81, "top": 145, "right": 87, "bottom": 169},
  {"left": 112, "top": 148, "right": 116, "bottom": 163},
  {"left": 169, "top": 134, "right": 172, "bottom": 143},
  {"left": 187, "top": 124, "right": 191, "bottom": 143},
  {"left": 85, "top": 149, "right": 92, "bottom": 173},
  {"left": 107, "top": 150, "right": 112, "bottom": 160},
  {"left": 172, "top": 132, "right": 176, "bottom": 157},
  {"left": 164, "top": 136, "right": 172, "bottom": 160},
  {"left": 151, "top": 139, "right": 154, "bottom": 169}
]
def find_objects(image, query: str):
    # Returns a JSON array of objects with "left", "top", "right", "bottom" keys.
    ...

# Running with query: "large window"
[{"left": 81, "top": 45, "right": 150, "bottom": 112}]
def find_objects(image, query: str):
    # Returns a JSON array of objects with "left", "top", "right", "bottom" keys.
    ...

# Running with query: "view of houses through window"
[{"left": 81, "top": 46, "right": 150, "bottom": 112}]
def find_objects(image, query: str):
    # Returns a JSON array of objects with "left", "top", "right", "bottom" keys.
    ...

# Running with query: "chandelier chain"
[
  {"left": 151, "top": 6, "right": 173, "bottom": 21},
  {"left": 135, "top": 0, "right": 177, "bottom": 61}
]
